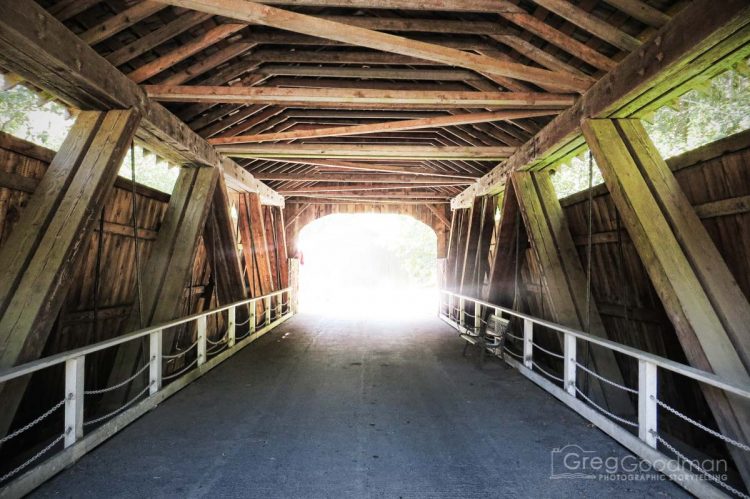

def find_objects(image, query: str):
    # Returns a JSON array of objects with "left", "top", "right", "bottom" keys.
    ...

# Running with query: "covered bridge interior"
[{"left": 0, "top": 0, "right": 749, "bottom": 497}]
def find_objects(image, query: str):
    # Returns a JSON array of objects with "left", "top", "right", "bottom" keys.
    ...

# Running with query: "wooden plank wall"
[
  {"left": 462, "top": 128, "right": 750, "bottom": 470},
  {"left": 0, "top": 132, "right": 285, "bottom": 462}
]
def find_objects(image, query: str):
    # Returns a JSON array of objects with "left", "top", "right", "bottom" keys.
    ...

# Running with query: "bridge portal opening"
[{"left": 296, "top": 213, "right": 438, "bottom": 319}]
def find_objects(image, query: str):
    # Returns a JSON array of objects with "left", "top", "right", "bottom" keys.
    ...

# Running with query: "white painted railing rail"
[
  {"left": 0, "top": 288, "right": 293, "bottom": 497},
  {"left": 439, "top": 289, "right": 750, "bottom": 499}
]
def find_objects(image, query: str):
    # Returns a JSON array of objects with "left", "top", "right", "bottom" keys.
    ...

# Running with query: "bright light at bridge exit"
[{"left": 297, "top": 213, "right": 438, "bottom": 319}]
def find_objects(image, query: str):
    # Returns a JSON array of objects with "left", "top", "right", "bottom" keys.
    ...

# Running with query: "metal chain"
[
  {"left": 234, "top": 329, "right": 252, "bottom": 341},
  {"left": 83, "top": 382, "right": 153, "bottom": 427},
  {"left": 532, "top": 361, "right": 564, "bottom": 384},
  {"left": 85, "top": 359, "right": 152, "bottom": 395},
  {"left": 162, "top": 358, "right": 198, "bottom": 381},
  {"left": 653, "top": 432, "right": 750, "bottom": 499},
  {"left": 0, "top": 399, "right": 64, "bottom": 445},
  {"left": 576, "top": 362, "right": 638, "bottom": 395},
  {"left": 162, "top": 341, "right": 198, "bottom": 360},
  {"left": 653, "top": 396, "right": 750, "bottom": 452},
  {"left": 575, "top": 387, "right": 638, "bottom": 428},
  {"left": 503, "top": 346, "right": 523, "bottom": 361},
  {"left": 206, "top": 342, "right": 227, "bottom": 356},
  {"left": 531, "top": 341, "right": 564, "bottom": 359},
  {"left": 206, "top": 333, "right": 228, "bottom": 346},
  {"left": 0, "top": 433, "right": 64, "bottom": 484},
  {"left": 235, "top": 316, "right": 252, "bottom": 327}
]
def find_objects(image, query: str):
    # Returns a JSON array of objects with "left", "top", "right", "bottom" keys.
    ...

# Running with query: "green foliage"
[
  {"left": 0, "top": 82, "right": 178, "bottom": 193},
  {"left": 0, "top": 84, "right": 74, "bottom": 149},
  {"left": 644, "top": 70, "right": 750, "bottom": 158},
  {"left": 551, "top": 68, "right": 750, "bottom": 199}
]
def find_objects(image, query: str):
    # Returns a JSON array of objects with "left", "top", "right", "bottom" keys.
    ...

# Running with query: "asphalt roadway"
[{"left": 33, "top": 313, "right": 686, "bottom": 498}]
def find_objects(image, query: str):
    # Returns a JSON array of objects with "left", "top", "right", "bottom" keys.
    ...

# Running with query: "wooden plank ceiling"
[{"left": 35, "top": 0, "right": 683, "bottom": 204}]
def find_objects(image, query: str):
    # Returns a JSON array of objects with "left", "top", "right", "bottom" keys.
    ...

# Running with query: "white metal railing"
[
  {"left": 439, "top": 289, "right": 750, "bottom": 499},
  {"left": 0, "top": 288, "right": 293, "bottom": 496}
]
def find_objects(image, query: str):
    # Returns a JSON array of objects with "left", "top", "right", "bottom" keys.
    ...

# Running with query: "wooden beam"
[
  {"left": 459, "top": 197, "right": 487, "bottom": 299},
  {"left": 238, "top": 192, "right": 275, "bottom": 317},
  {"left": 265, "top": 158, "right": 478, "bottom": 178},
  {"left": 253, "top": 173, "right": 475, "bottom": 184},
  {"left": 0, "top": 109, "right": 141, "bottom": 436},
  {"left": 106, "top": 10, "right": 212, "bottom": 67},
  {"left": 208, "top": 110, "right": 559, "bottom": 145},
  {"left": 318, "top": 16, "right": 509, "bottom": 35},
  {"left": 602, "top": 0, "right": 671, "bottom": 28},
  {"left": 221, "top": 145, "right": 514, "bottom": 161},
  {"left": 529, "top": 0, "right": 641, "bottom": 52},
  {"left": 155, "top": 0, "right": 592, "bottom": 92},
  {"left": 426, "top": 204, "right": 451, "bottom": 228},
  {"left": 104, "top": 166, "right": 220, "bottom": 405},
  {"left": 512, "top": 170, "right": 632, "bottom": 415},
  {"left": 453, "top": 0, "right": 750, "bottom": 207},
  {"left": 159, "top": 42, "right": 257, "bottom": 85},
  {"left": 80, "top": 1, "right": 167, "bottom": 46},
  {"left": 146, "top": 85, "right": 576, "bottom": 109},
  {"left": 485, "top": 184, "right": 519, "bottom": 306},
  {"left": 279, "top": 183, "right": 464, "bottom": 193},
  {"left": 285, "top": 196, "right": 449, "bottom": 205},
  {"left": 289, "top": 191, "right": 451, "bottom": 199},
  {"left": 127, "top": 23, "right": 247, "bottom": 83},
  {"left": 203, "top": 174, "right": 251, "bottom": 329},
  {"left": 583, "top": 118, "right": 750, "bottom": 485},
  {"left": 0, "top": 0, "right": 283, "bottom": 206},
  {"left": 253, "top": 66, "right": 485, "bottom": 82}
]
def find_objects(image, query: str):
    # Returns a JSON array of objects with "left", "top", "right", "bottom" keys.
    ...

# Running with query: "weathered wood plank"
[
  {"left": 146, "top": 86, "right": 576, "bottom": 109},
  {"left": 154, "top": 0, "right": 592, "bottom": 92},
  {"left": 0, "top": 109, "right": 141, "bottom": 435},
  {"left": 512, "top": 170, "right": 632, "bottom": 415},
  {"left": 0, "top": 0, "right": 283, "bottom": 206},
  {"left": 208, "top": 110, "right": 558, "bottom": 145},
  {"left": 582, "top": 118, "right": 750, "bottom": 485},
  {"left": 453, "top": 0, "right": 750, "bottom": 207},
  {"left": 104, "top": 166, "right": 220, "bottom": 405}
]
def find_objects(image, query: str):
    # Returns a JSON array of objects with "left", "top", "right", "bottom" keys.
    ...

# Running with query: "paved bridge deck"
[{"left": 33, "top": 314, "right": 685, "bottom": 498}]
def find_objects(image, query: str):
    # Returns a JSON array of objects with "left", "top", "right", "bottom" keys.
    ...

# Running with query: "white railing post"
[
  {"left": 523, "top": 319, "right": 533, "bottom": 369},
  {"left": 474, "top": 302, "right": 482, "bottom": 332},
  {"left": 638, "top": 359, "right": 658, "bottom": 448},
  {"left": 459, "top": 297, "right": 465, "bottom": 331},
  {"left": 64, "top": 356, "right": 84, "bottom": 448},
  {"left": 250, "top": 301, "right": 257, "bottom": 334},
  {"left": 563, "top": 333, "right": 577, "bottom": 397},
  {"left": 197, "top": 316, "right": 207, "bottom": 366},
  {"left": 446, "top": 293, "right": 452, "bottom": 318},
  {"left": 149, "top": 329, "right": 162, "bottom": 395},
  {"left": 265, "top": 296, "right": 272, "bottom": 325},
  {"left": 227, "top": 306, "right": 236, "bottom": 348}
]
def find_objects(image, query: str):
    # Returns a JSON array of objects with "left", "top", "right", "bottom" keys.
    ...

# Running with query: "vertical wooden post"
[
  {"left": 523, "top": 319, "right": 533, "bottom": 369},
  {"left": 459, "top": 197, "right": 483, "bottom": 299},
  {"left": 203, "top": 174, "right": 250, "bottom": 331},
  {"left": 227, "top": 306, "right": 236, "bottom": 347},
  {"left": 238, "top": 192, "right": 275, "bottom": 320},
  {"left": 64, "top": 356, "right": 85, "bottom": 448},
  {"left": 149, "top": 330, "right": 162, "bottom": 395},
  {"left": 638, "top": 359, "right": 658, "bottom": 448},
  {"left": 197, "top": 316, "right": 207, "bottom": 366},
  {"left": 486, "top": 184, "right": 521, "bottom": 307},
  {"left": 105, "top": 166, "right": 219, "bottom": 406},
  {"left": 265, "top": 296, "right": 272, "bottom": 325},
  {"left": 512, "top": 170, "right": 632, "bottom": 415},
  {"left": 563, "top": 333, "right": 577, "bottom": 397}
]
